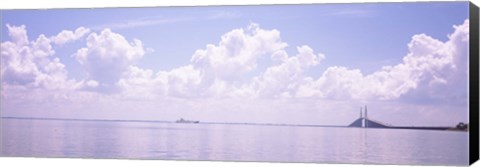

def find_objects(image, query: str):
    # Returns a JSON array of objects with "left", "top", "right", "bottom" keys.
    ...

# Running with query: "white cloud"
[
  {"left": 1, "top": 20, "right": 469, "bottom": 125},
  {"left": 116, "top": 23, "right": 298, "bottom": 99},
  {"left": 113, "top": 20, "right": 467, "bottom": 102},
  {"left": 86, "top": 80, "right": 99, "bottom": 88},
  {"left": 52, "top": 27, "right": 90, "bottom": 46},
  {"left": 165, "top": 65, "right": 202, "bottom": 98},
  {"left": 118, "top": 23, "right": 291, "bottom": 99},
  {"left": 253, "top": 45, "right": 325, "bottom": 98},
  {"left": 398, "top": 19, "right": 469, "bottom": 104},
  {"left": 74, "top": 28, "right": 145, "bottom": 92},
  {"left": 190, "top": 23, "right": 287, "bottom": 80},
  {"left": 1, "top": 24, "right": 72, "bottom": 90},
  {"left": 1, "top": 39, "right": 40, "bottom": 85},
  {"left": 116, "top": 66, "right": 167, "bottom": 99},
  {"left": 34, "top": 57, "right": 71, "bottom": 89},
  {"left": 117, "top": 65, "right": 203, "bottom": 99},
  {"left": 181, "top": 23, "right": 327, "bottom": 99},
  {"left": 6, "top": 24, "right": 29, "bottom": 46},
  {"left": 295, "top": 20, "right": 469, "bottom": 102},
  {"left": 296, "top": 66, "right": 362, "bottom": 99},
  {"left": 32, "top": 34, "right": 56, "bottom": 58},
  {"left": 91, "top": 16, "right": 194, "bottom": 31},
  {"left": 2, "top": 20, "right": 469, "bottom": 107}
]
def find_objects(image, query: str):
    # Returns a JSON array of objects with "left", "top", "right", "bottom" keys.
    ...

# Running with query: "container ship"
[{"left": 175, "top": 118, "right": 199, "bottom": 124}]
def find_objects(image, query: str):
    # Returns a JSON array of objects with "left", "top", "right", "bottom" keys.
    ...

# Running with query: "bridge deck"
[{"left": 347, "top": 118, "right": 450, "bottom": 131}]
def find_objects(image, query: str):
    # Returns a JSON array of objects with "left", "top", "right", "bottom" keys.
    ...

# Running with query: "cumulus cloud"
[
  {"left": 115, "top": 23, "right": 290, "bottom": 99},
  {"left": 116, "top": 23, "right": 322, "bottom": 99},
  {"left": 253, "top": 45, "right": 325, "bottom": 98},
  {"left": 398, "top": 19, "right": 469, "bottom": 104},
  {"left": 0, "top": 23, "right": 322, "bottom": 100},
  {"left": 34, "top": 57, "right": 71, "bottom": 89},
  {"left": 52, "top": 27, "right": 90, "bottom": 46},
  {"left": 165, "top": 65, "right": 203, "bottom": 98},
  {"left": 0, "top": 19, "right": 470, "bottom": 126},
  {"left": 6, "top": 24, "right": 29, "bottom": 46},
  {"left": 1, "top": 37, "right": 40, "bottom": 85},
  {"left": 295, "top": 20, "right": 469, "bottom": 102},
  {"left": 74, "top": 28, "right": 145, "bottom": 92},
  {"left": 116, "top": 66, "right": 166, "bottom": 99},
  {"left": 2, "top": 20, "right": 469, "bottom": 105},
  {"left": 1, "top": 24, "right": 72, "bottom": 90},
  {"left": 190, "top": 23, "right": 287, "bottom": 80},
  {"left": 115, "top": 20, "right": 468, "bottom": 102},
  {"left": 116, "top": 64, "right": 204, "bottom": 99}
]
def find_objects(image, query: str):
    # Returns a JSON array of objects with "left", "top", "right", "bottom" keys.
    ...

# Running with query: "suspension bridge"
[{"left": 348, "top": 106, "right": 450, "bottom": 130}]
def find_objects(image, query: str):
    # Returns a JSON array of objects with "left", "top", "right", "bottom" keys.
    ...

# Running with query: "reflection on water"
[{"left": 1, "top": 118, "right": 468, "bottom": 165}]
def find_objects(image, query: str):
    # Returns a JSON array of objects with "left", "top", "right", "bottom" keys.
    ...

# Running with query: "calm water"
[{"left": 0, "top": 118, "right": 469, "bottom": 165}]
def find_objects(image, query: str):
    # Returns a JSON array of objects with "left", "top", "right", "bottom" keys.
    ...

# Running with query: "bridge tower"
[
  {"left": 360, "top": 107, "right": 363, "bottom": 118},
  {"left": 349, "top": 105, "right": 392, "bottom": 129},
  {"left": 360, "top": 107, "right": 364, "bottom": 128},
  {"left": 364, "top": 105, "right": 368, "bottom": 128}
]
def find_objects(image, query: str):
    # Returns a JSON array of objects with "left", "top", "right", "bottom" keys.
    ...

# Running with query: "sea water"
[{"left": 0, "top": 118, "right": 469, "bottom": 165}]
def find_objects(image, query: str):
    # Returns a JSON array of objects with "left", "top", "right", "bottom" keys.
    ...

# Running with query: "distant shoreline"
[
  {"left": 0, "top": 116, "right": 343, "bottom": 128},
  {"left": 1, "top": 116, "right": 466, "bottom": 132}
]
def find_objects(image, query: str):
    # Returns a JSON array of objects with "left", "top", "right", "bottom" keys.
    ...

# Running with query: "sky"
[{"left": 0, "top": 2, "right": 471, "bottom": 126}]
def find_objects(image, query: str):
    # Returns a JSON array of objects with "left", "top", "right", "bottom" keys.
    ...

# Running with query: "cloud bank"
[
  {"left": 1, "top": 20, "right": 469, "bottom": 101},
  {"left": 299, "top": 20, "right": 469, "bottom": 103},
  {"left": 0, "top": 20, "right": 469, "bottom": 124}
]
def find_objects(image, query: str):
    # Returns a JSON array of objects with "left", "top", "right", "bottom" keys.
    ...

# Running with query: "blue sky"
[
  {"left": 0, "top": 2, "right": 471, "bottom": 126},
  {"left": 2, "top": 3, "right": 468, "bottom": 75}
]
